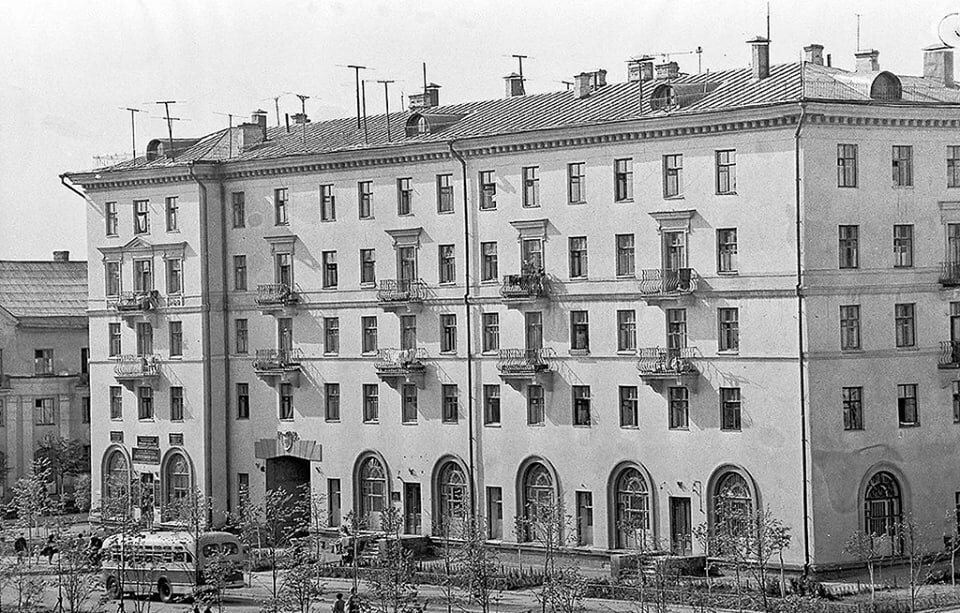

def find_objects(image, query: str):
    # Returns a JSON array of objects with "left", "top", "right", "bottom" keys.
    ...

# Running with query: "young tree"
[
  {"left": 35, "top": 437, "right": 89, "bottom": 502},
  {"left": 943, "top": 508, "right": 960, "bottom": 589},
  {"left": 339, "top": 510, "right": 368, "bottom": 592},
  {"left": 195, "top": 550, "right": 244, "bottom": 613},
  {"left": 97, "top": 470, "right": 153, "bottom": 613},
  {"left": 57, "top": 531, "right": 105, "bottom": 613},
  {"left": 741, "top": 506, "right": 791, "bottom": 612},
  {"left": 456, "top": 518, "right": 500, "bottom": 613},
  {"left": 73, "top": 474, "right": 92, "bottom": 514},
  {"left": 900, "top": 516, "right": 940, "bottom": 612},
  {"left": 843, "top": 529, "right": 885, "bottom": 605},
  {"left": 277, "top": 550, "right": 326, "bottom": 613},
  {"left": 513, "top": 499, "right": 585, "bottom": 613},
  {"left": 12, "top": 457, "right": 53, "bottom": 546},
  {"left": 247, "top": 487, "right": 309, "bottom": 613},
  {"left": 366, "top": 505, "right": 420, "bottom": 613}
]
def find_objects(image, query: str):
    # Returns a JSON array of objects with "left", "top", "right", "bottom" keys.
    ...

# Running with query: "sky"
[{"left": 0, "top": 0, "right": 954, "bottom": 261}]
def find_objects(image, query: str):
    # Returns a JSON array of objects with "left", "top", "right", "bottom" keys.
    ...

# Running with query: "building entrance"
[{"left": 265, "top": 456, "right": 310, "bottom": 538}]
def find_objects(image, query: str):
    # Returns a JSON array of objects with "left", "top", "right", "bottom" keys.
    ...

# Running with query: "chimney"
[
  {"left": 239, "top": 121, "right": 265, "bottom": 150},
  {"left": 53, "top": 251, "right": 69, "bottom": 262},
  {"left": 627, "top": 59, "right": 655, "bottom": 82},
  {"left": 655, "top": 61, "right": 679, "bottom": 80},
  {"left": 924, "top": 44, "right": 955, "bottom": 87},
  {"left": 594, "top": 69, "right": 607, "bottom": 87},
  {"left": 748, "top": 36, "right": 770, "bottom": 80},
  {"left": 291, "top": 113, "right": 310, "bottom": 125},
  {"left": 252, "top": 109, "right": 268, "bottom": 140},
  {"left": 855, "top": 49, "right": 880, "bottom": 72},
  {"left": 573, "top": 72, "right": 593, "bottom": 99},
  {"left": 409, "top": 83, "right": 441, "bottom": 111},
  {"left": 804, "top": 44, "right": 824, "bottom": 66},
  {"left": 504, "top": 73, "right": 525, "bottom": 97}
]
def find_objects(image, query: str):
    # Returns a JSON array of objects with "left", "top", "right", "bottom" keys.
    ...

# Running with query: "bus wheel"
[
  {"left": 157, "top": 578, "right": 174, "bottom": 603},
  {"left": 105, "top": 576, "right": 121, "bottom": 600}
]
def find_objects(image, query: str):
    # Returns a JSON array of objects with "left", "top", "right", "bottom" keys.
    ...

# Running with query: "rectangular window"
[
  {"left": 442, "top": 384, "right": 459, "bottom": 423},
  {"left": 166, "top": 258, "right": 183, "bottom": 295},
  {"left": 137, "top": 386, "right": 153, "bottom": 420},
  {"left": 568, "top": 237, "right": 588, "bottom": 278},
  {"left": 238, "top": 473, "right": 250, "bottom": 510},
  {"left": 328, "top": 479, "right": 342, "bottom": 528},
  {"left": 237, "top": 383, "right": 250, "bottom": 419},
  {"left": 136, "top": 322, "right": 153, "bottom": 355},
  {"left": 954, "top": 381, "right": 960, "bottom": 423},
  {"left": 169, "top": 321, "right": 183, "bottom": 357},
  {"left": 720, "top": 387, "right": 741, "bottom": 431},
  {"left": 522, "top": 166, "right": 540, "bottom": 208},
  {"left": 133, "top": 259, "right": 153, "bottom": 291},
  {"left": 81, "top": 397, "right": 90, "bottom": 424},
  {"left": 232, "top": 255, "right": 247, "bottom": 291},
  {"left": 274, "top": 188, "right": 288, "bottom": 225},
  {"left": 617, "top": 310, "right": 636, "bottom": 352},
  {"left": 110, "top": 387, "right": 123, "bottom": 420},
  {"left": 481, "top": 242, "right": 498, "bottom": 282},
  {"left": 34, "top": 349, "right": 53, "bottom": 375},
  {"left": 325, "top": 383, "right": 341, "bottom": 421},
  {"left": 898, "top": 384, "right": 918, "bottom": 426},
  {"left": 322, "top": 251, "right": 338, "bottom": 288},
  {"left": 279, "top": 383, "right": 294, "bottom": 420},
  {"left": 105, "top": 261, "right": 121, "bottom": 296},
  {"left": 568, "top": 162, "right": 586, "bottom": 204},
  {"left": 170, "top": 386, "right": 184, "bottom": 421},
  {"left": 527, "top": 385, "right": 544, "bottom": 425},
  {"left": 950, "top": 146, "right": 960, "bottom": 188},
  {"left": 400, "top": 315, "right": 417, "bottom": 350},
  {"left": 231, "top": 191, "right": 245, "bottom": 227},
  {"left": 840, "top": 305, "right": 861, "bottom": 350},
  {"left": 165, "top": 196, "right": 179, "bottom": 231},
  {"left": 619, "top": 386, "right": 638, "bottom": 428},
  {"left": 360, "top": 249, "right": 376, "bottom": 285},
  {"left": 397, "top": 178, "right": 412, "bottom": 215},
  {"left": 361, "top": 316, "right": 378, "bottom": 354},
  {"left": 663, "top": 154, "right": 683, "bottom": 198},
  {"left": 573, "top": 385, "right": 591, "bottom": 426},
  {"left": 402, "top": 384, "right": 418, "bottom": 423},
  {"left": 616, "top": 234, "right": 635, "bottom": 277},
  {"left": 235, "top": 318, "right": 248, "bottom": 354},
  {"left": 324, "top": 317, "right": 340, "bottom": 354},
  {"left": 893, "top": 225, "right": 914, "bottom": 268},
  {"left": 667, "top": 308, "right": 688, "bottom": 351},
  {"left": 34, "top": 397, "right": 55, "bottom": 425},
  {"left": 439, "top": 244, "right": 456, "bottom": 284},
  {"left": 109, "top": 323, "right": 122, "bottom": 357},
  {"left": 718, "top": 308, "right": 740, "bottom": 352},
  {"left": 479, "top": 170, "right": 496, "bottom": 210},
  {"left": 440, "top": 314, "right": 457, "bottom": 353},
  {"left": 839, "top": 225, "right": 859, "bottom": 269},
  {"left": 576, "top": 491, "right": 594, "bottom": 546},
  {"left": 358, "top": 181, "right": 373, "bottom": 219},
  {"left": 842, "top": 386, "right": 863, "bottom": 431},
  {"left": 482, "top": 313, "right": 500, "bottom": 353},
  {"left": 134, "top": 199, "right": 149, "bottom": 234},
  {"left": 320, "top": 184, "right": 336, "bottom": 221},
  {"left": 669, "top": 387, "right": 690, "bottom": 429},
  {"left": 105, "top": 201, "right": 118, "bottom": 236},
  {"left": 717, "top": 229, "right": 738, "bottom": 273},
  {"left": 614, "top": 158, "right": 633, "bottom": 201},
  {"left": 570, "top": 310, "right": 590, "bottom": 351},
  {"left": 363, "top": 384, "right": 379, "bottom": 422},
  {"left": 838, "top": 144, "right": 858, "bottom": 187},
  {"left": 0, "top": 400, "right": 4, "bottom": 426},
  {"left": 716, "top": 150, "right": 736, "bottom": 194},
  {"left": 892, "top": 145, "right": 913, "bottom": 187},
  {"left": 487, "top": 487, "right": 503, "bottom": 540},
  {"left": 484, "top": 385, "right": 501, "bottom": 425},
  {"left": 436, "top": 174, "right": 454, "bottom": 213},
  {"left": 895, "top": 303, "right": 916, "bottom": 348}
]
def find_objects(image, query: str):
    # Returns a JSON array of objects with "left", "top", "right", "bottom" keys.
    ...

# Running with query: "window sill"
[
  {"left": 235, "top": 417, "right": 250, "bottom": 421},
  {"left": 359, "top": 216, "right": 375, "bottom": 221},
  {"left": 892, "top": 266, "right": 914, "bottom": 270},
  {"left": 321, "top": 287, "right": 339, "bottom": 291},
  {"left": 170, "top": 419, "right": 184, "bottom": 424},
  {"left": 569, "top": 349, "right": 590, "bottom": 356},
  {"left": 106, "top": 233, "right": 119, "bottom": 238},
  {"left": 669, "top": 427, "right": 690, "bottom": 431},
  {"left": 837, "top": 185, "right": 858, "bottom": 189},
  {"left": 480, "top": 279, "right": 499, "bottom": 285},
  {"left": 479, "top": 207, "right": 498, "bottom": 213},
  {"left": 320, "top": 219, "right": 337, "bottom": 223},
  {"left": 568, "top": 201, "right": 587, "bottom": 206},
  {"left": 363, "top": 420, "right": 379, "bottom": 425},
  {"left": 841, "top": 348, "right": 864, "bottom": 353},
  {"left": 720, "top": 428, "right": 742, "bottom": 433},
  {"left": 843, "top": 428, "right": 864, "bottom": 432},
  {"left": 616, "top": 350, "right": 637, "bottom": 356},
  {"left": 898, "top": 423, "right": 920, "bottom": 428},
  {"left": 616, "top": 274, "right": 636, "bottom": 280},
  {"left": 717, "top": 350, "right": 740, "bottom": 356},
  {"left": 439, "top": 351, "right": 457, "bottom": 356},
  {"left": 169, "top": 356, "right": 183, "bottom": 360},
  {"left": 138, "top": 419, "right": 156, "bottom": 423},
  {"left": 481, "top": 350, "right": 498, "bottom": 356},
  {"left": 360, "top": 282, "right": 376, "bottom": 289},
  {"left": 439, "top": 282, "right": 456, "bottom": 287},
  {"left": 614, "top": 199, "right": 635, "bottom": 204},
  {"left": 569, "top": 276, "right": 587, "bottom": 282},
  {"left": 325, "top": 419, "right": 341, "bottom": 423},
  {"left": 397, "top": 213, "right": 414, "bottom": 217},
  {"left": 437, "top": 210, "right": 455, "bottom": 215},
  {"left": 323, "top": 352, "right": 340, "bottom": 357},
  {"left": 663, "top": 195, "right": 685, "bottom": 201},
  {"left": 896, "top": 346, "right": 919, "bottom": 352},
  {"left": 401, "top": 421, "right": 419, "bottom": 426},
  {"left": 573, "top": 423, "right": 592, "bottom": 428},
  {"left": 232, "top": 224, "right": 246, "bottom": 229},
  {"left": 279, "top": 418, "right": 295, "bottom": 422},
  {"left": 620, "top": 425, "right": 640, "bottom": 430},
  {"left": 442, "top": 420, "right": 459, "bottom": 425},
  {"left": 521, "top": 204, "right": 542, "bottom": 209},
  {"left": 892, "top": 186, "right": 914, "bottom": 190},
  {"left": 361, "top": 351, "right": 377, "bottom": 357},
  {"left": 527, "top": 422, "right": 546, "bottom": 427},
  {"left": 166, "top": 229, "right": 181, "bottom": 234},
  {"left": 716, "top": 192, "right": 738, "bottom": 196},
  {"left": 484, "top": 423, "right": 501, "bottom": 428},
  {"left": 717, "top": 271, "right": 739, "bottom": 276}
]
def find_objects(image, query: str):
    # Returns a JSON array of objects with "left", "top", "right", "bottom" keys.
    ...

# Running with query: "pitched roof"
[
  {"left": 0, "top": 260, "right": 88, "bottom": 323},
  {"left": 83, "top": 61, "right": 960, "bottom": 175}
]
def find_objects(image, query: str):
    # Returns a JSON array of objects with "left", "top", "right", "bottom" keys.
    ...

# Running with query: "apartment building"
[
  {"left": 64, "top": 38, "right": 960, "bottom": 570},
  {"left": 0, "top": 252, "right": 90, "bottom": 502}
]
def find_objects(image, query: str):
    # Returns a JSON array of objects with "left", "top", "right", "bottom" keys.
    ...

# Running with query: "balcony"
[
  {"left": 109, "top": 290, "right": 160, "bottom": 318},
  {"left": 252, "top": 348, "right": 304, "bottom": 386},
  {"left": 500, "top": 271, "right": 547, "bottom": 304},
  {"left": 636, "top": 269, "right": 698, "bottom": 302},
  {"left": 114, "top": 354, "right": 161, "bottom": 384},
  {"left": 940, "top": 261, "right": 960, "bottom": 287},
  {"left": 374, "top": 348, "right": 428, "bottom": 386},
  {"left": 377, "top": 279, "right": 426, "bottom": 312},
  {"left": 256, "top": 283, "right": 300, "bottom": 313},
  {"left": 497, "top": 348, "right": 556, "bottom": 383},
  {"left": 939, "top": 341, "right": 960, "bottom": 368},
  {"left": 636, "top": 347, "right": 698, "bottom": 384}
]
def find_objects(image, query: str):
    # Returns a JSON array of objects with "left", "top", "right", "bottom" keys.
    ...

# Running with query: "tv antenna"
[
  {"left": 294, "top": 94, "right": 309, "bottom": 144},
  {"left": 637, "top": 47, "right": 704, "bottom": 73},
  {"left": 939, "top": 13, "right": 960, "bottom": 47},
  {"left": 855, "top": 13, "right": 862, "bottom": 50},
  {"left": 152, "top": 100, "right": 182, "bottom": 160},
  {"left": 340, "top": 65, "right": 369, "bottom": 129},
  {"left": 119, "top": 107, "right": 144, "bottom": 160},
  {"left": 377, "top": 79, "right": 395, "bottom": 141},
  {"left": 213, "top": 111, "right": 247, "bottom": 158}
]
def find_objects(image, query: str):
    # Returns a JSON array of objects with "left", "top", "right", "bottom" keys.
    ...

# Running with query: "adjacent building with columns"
[
  {"left": 0, "top": 252, "right": 90, "bottom": 502},
  {"left": 64, "top": 36, "right": 960, "bottom": 571}
]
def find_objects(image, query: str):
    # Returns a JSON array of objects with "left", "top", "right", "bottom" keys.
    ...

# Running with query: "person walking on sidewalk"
[
  {"left": 333, "top": 593, "right": 346, "bottom": 613},
  {"left": 348, "top": 587, "right": 361, "bottom": 613}
]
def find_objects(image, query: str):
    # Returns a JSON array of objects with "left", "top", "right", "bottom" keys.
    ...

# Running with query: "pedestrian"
[
  {"left": 41, "top": 534, "right": 57, "bottom": 563},
  {"left": 332, "top": 593, "right": 346, "bottom": 613},
  {"left": 13, "top": 534, "right": 27, "bottom": 563},
  {"left": 348, "top": 587, "right": 361, "bottom": 613}
]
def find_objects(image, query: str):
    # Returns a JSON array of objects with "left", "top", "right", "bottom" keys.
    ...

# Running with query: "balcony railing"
[
  {"left": 114, "top": 354, "right": 161, "bottom": 380},
  {"left": 636, "top": 347, "right": 698, "bottom": 378},
  {"left": 109, "top": 290, "right": 160, "bottom": 314},
  {"left": 940, "top": 341, "right": 960, "bottom": 368},
  {"left": 497, "top": 348, "right": 555, "bottom": 378},
  {"left": 637, "top": 268, "right": 698, "bottom": 298},
  {"left": 940, "top": 261, "right": 960, "bottom": 287},
  {"left": 374, "top": 348, "right": 428, "bottom": 377},
  {"left": 377, "top": 279, "right": 426, "bottom": 304},
  {"left": 256, "top": 283, "right": 299, "bottom": 308},
  {"left": 500, "top": 271, "right": 547, "bottom": 301},
  {"left": 252, "top": 348, "right": 304, "bottom": 372}
]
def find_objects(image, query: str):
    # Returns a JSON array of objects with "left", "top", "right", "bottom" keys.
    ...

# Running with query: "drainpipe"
[
  {"left": 448, "top": 141, "right": 477, "bottom": 522},
  {"left": 217, "top": 172, "right": 232, "bottom": 516},
  {"left": 794, "top": 101, "right": 811, "bottom": 578}
]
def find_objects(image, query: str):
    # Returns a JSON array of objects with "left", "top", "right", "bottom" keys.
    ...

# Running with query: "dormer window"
[
  {"left": 650, "top": 84, "right": 678, "bottom": 111},
  {"left": 406, "top": 114, "right": 429, "bottom": 138},
  {"left": 870, "top": 72, "right": 902, "bottom": 101}
]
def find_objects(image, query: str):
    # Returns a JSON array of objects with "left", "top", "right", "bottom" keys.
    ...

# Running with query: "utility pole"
[
  {"left": 856, "top": 13, "right": 862, "bottom": 51},
  {"left": 360, "top": 80, "right": 369, "bottom": 144},
  {"left": 378, "top": 80, "right": 395, "bottom": 141},
  {"left": 295, "top": 94, "right": 309, "bottom": 144},
  {"left": 347, "top": 65, "right": 367, "bottom": 129},
  {"left": 120, "top": 107, "right": 143, "bottom": 160},
  {"left": 154, "top": 100, "right": 178, "bottom": 160}
]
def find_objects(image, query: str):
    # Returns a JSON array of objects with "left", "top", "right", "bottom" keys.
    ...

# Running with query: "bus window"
[
  {"left": 221, "top": 543, "right": 239, "bottom": 555},
  {"left": 202, "top": 544, "right": 219, "bottom": 557}
]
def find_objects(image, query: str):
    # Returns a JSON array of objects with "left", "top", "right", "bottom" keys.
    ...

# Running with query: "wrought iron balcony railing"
[
  {"left": 255, "top": 283, "right": 299, "bottom": 307},
  {"left": 109, "top": 290, "right": 160, "bottom": 313},
  {"left": 939, "top": 341, "right": 960, "bottom": 369},
  {"left": 940, "top": 261, "right": 960, "bottom": 287},
  {"left": 252, "top": 348, "right": 304, "bottom": 372},
  {"left": 374, "top": 348, "right": 428, "bottom": 376},
  {"left": 496, "top": 348, "right": 555, "bottom": 376},
  {"left": 500, "top": 271, "right": 546, "bottom": 300},
  {"left": 377, "top": 279, "right": 426, "bottom": 304},
  {"left": 636, "top": 347, "right": 698, "bottom": 377},
  {"left": 114, "top": 354, "right": 161, "bottom": 380},
  {"left": 636, "top": 268, "right": 698, "bottom": 298}
]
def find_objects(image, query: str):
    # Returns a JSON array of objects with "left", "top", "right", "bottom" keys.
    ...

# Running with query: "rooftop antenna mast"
[
  {"left": 512, "top": 53, "right": 529, "bottom": 90},
  {"left": 856, "top": 13, "right": 862, "bottom": 50},
  {"left": 766, "top": 1, "right": 771, "bottom": 41},
  {"left": 360, "top": 80, "right": 369, "bottom": 144},
  {"left": 422, "top": 62, "right": 428, "bottom": 94},
  {"left": 346, "top": 65, "right": 368, "bottom": 129},
  {"left": 213, "top": 111, "right": 245, "bottom": 158},
  {"left": 120, "top": 107, "right": 143, "bottom": 160},
  {"left": 154, "top": 100, "right": 180, "bottom": 160},
  {"left": 274, "top": 95, "right": 282, "bottom": 127},
  {"left": 295, "top": 94, "right": 309, "bottom": 144},
  {"left": 377, "top": 80, "right": 395, "bottom": 141}
]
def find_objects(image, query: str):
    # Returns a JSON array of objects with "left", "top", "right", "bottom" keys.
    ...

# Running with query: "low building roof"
[{"left": 0, "top": 260, "right": 88, "bottom": 326}]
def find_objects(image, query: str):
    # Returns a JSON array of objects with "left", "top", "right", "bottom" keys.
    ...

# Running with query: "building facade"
[
  {"left": 65, "top": 39, "right": 960, "bottom": 570},
  {"left": 0, "top": 253, "right": 90, "bottom": 502}
]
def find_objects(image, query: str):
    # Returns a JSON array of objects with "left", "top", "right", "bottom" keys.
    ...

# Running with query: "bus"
[{"left": 100, "top": 531, "right": 246, "bottom": 602}]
